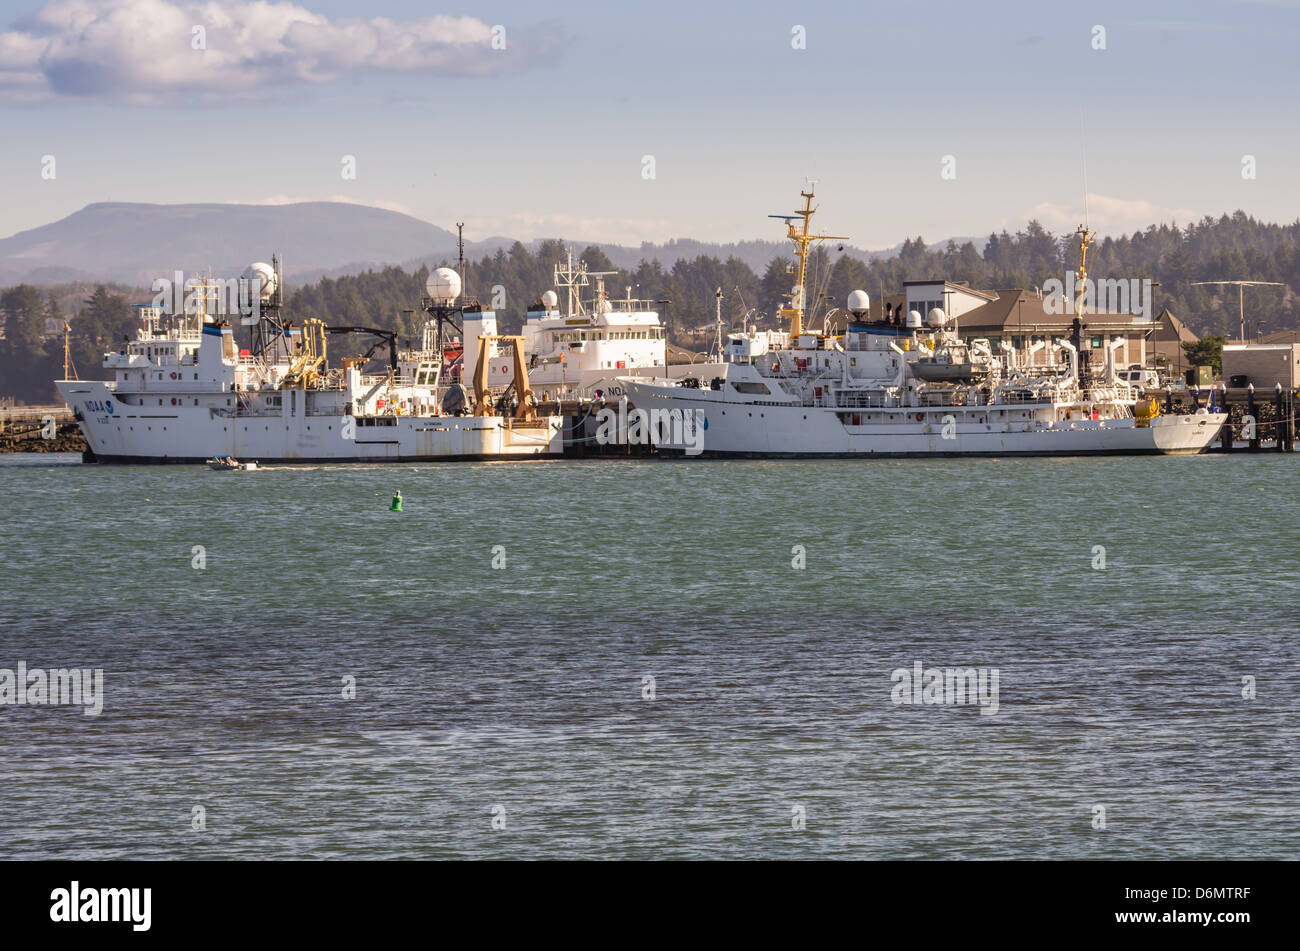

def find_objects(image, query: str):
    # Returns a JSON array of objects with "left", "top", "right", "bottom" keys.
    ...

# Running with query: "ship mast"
[
  {"left": 1074, "top": 223, "right": 1094, "bottom": 315},
  {"left": 771, "top": 184, "right": 847, "bottom": 339},
  {"left": 63, "top": 321, "right": 78, "bottom": 380}
]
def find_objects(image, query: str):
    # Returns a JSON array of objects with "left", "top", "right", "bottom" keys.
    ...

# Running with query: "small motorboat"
[{"left": 207, "top": 456, "right": 258, "bottom": 471}]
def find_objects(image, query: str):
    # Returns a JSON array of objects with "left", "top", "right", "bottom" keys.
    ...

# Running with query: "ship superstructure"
[
  {"left": 478, "top": 251, "right": 726, "bottom": 401},
  {"left": 620, "top": 186, "right": 1226, "bottom": 456},
  {"left": 56, "top": 261, "right": 562, "bottom": 462}
]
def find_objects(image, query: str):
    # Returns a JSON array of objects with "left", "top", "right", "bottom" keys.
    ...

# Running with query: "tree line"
[{"left": 4, "top": 210, "right": 1300, "bottom": 402}]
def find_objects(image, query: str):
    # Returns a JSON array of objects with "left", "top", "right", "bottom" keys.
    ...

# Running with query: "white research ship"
[
  {"left": 478, "top": 251, "right": 726, "bottom": 401},
  {"left": 56, "top": 261, "right": 563, "bottom": 463},
  {"left": 620, "top": 187, "right": 1226, "bottom": 457}
]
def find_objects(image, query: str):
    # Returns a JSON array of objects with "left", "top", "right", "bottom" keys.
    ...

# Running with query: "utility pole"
[{"left": 1191, "top": 280, "right": 1287, "bottom": 343}]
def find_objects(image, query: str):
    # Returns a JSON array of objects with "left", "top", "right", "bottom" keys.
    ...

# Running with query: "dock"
[
  {"left": 0, "top": 401, "right": 84, "bottom": 453},
  {"left": 1148, "top": 386, "right": 1298, "bottom": 452}
]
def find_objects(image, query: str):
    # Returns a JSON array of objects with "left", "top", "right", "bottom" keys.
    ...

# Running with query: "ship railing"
[
  {"left": 834, "top": 389, "right": 894, "bottom": 408},
  {"left": 918, "top": 390, "right": 984, "bottom": 407},
  {"left": 994, "top": 389, "right": 1043, "bottom": 404}
]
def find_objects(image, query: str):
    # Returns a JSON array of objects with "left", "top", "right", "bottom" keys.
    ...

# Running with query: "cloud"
[
  {"left": 0, "top": 0, "right": 564, "bottom": 103},
  {"left": 229, "top": 194, "right": 417, "bottom": 216},
  {"left": 476, "top": 212, "right": 677, "bottom": 246},
  {"left": 1028, "top": 194, "right": 1199, "bottom": 235}
]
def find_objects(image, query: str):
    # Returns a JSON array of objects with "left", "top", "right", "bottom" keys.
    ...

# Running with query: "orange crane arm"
[{"left": 473, "top": 335, "right": 535, "bottom": 419}]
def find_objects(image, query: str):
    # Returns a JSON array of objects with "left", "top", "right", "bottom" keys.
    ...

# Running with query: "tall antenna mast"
[
  {"left": 1075, "top": 110, "right": 1094, "bottom": 315},
  {"left": 1080, "top": 108, "right": 1090, "bottom": 230},
  {"left": 769, "top": 182, "right": 847, "bottom": 339},
  {"left": 456, "top": 222, "right": 466, "bottom": 295}
]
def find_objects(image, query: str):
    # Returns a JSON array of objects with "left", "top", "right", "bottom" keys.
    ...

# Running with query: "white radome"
[
  {"left": 242, "top": 262, "right": 277, "bottom": 302},
  {"left": 426, "top": 267, "right": 462, "bottom": 302},
  {"left": 541, "top": 290, "right": 559, "bottom": 310},
  {"left": 927, "top": 307, "right": 947, "bottom": 328},
  {"left": 906, "top": 310, "right": 923, "bottom": 329},
  {"left": 847, "top": 289, "right": 870, "bottom": 313}
]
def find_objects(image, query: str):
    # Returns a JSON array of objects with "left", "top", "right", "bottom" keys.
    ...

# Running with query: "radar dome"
[
  {"left": 541, "top": 290, "right": 559, "bottom": 310},
  {"left": 241, "top": 262, "right": 277, "bottom": 302},
  {"left": 906, "top": 310, "right": 923, "bottom": 329},
  {"left": 927, "top": 307, "right": 947, "bottom": 328},
  {"left": 426, "top": 267, "right": 462, "bottom": 302},
  {"left": 847, "top": 289, "right": 870, "bottom": 314}
]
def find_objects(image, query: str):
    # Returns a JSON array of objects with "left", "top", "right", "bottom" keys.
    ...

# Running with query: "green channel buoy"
[{"left": 390, "top": 490, "right": 403, "bottom": 512}]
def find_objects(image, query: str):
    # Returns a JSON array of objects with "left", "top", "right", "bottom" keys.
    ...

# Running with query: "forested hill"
[{"left": 287, "top": 212, "right": 1300, "bottom": 342}]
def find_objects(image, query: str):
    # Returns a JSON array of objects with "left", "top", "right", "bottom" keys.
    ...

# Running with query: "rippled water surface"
[{"left": 0, "top": 452, "right": 1296, "bottom": 859}]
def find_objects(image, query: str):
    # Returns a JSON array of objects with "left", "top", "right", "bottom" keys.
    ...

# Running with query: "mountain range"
[{"left": 0, "top": 201, "right": 979, "bottom": 288}]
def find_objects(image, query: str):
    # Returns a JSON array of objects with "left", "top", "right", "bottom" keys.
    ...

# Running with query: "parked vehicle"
[{"left": 1119, "top": 368, "right": 1161, "bottom": 392}]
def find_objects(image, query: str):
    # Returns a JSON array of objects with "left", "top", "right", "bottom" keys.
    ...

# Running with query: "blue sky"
[{"left": 1, "top": 0, "right": 1297, "bottom": 248}]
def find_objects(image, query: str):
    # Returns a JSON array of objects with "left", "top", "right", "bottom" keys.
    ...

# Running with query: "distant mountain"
[
  {"left": 0, "top": 202, "right": 459, "bottom": 286},
  {"left": 0, "top": 201, "right": 988, "bottom": 288}
]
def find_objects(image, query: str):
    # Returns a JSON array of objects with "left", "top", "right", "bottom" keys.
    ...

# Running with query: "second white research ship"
[
  {"left": 621, "top": 187, "right": 1226, "bottom": 457},
  {"left": 480, "top": 251, "right": 726, "bottom": 400},
  {"left": 57, "top": 262, "right": 563, "bottom": 463}
]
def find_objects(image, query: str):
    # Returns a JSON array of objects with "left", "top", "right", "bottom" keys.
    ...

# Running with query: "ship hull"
[
  {"left": 58, "top": 380, "right": 563, "bottom": 463},
  {"left": 621, "top": 380, "right": 1226, "bottom": 457}
]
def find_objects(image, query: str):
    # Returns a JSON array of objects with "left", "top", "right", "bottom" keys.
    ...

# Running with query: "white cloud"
[
  {"left": 229, "top": 194, "right": 417, "bottom": 217},
  {"left": 1029, "top": 194, "right": 1199, "bottom": 235},
  {"left": 0, "top": 0, "right": 563, "bottom": 103},
  {"left": 475, "top": 212, "right": 677, "bottom": 246}
]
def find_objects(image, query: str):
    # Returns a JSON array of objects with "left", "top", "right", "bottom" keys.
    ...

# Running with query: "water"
[{"left": 0, "top": 452, "right": 1296, "bottom": 859}]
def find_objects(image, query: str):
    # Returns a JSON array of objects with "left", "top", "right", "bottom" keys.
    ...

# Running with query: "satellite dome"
[
  {"left": 847, "top": 289, "right": 870, "bottom": 314},
  {"left": 927, "top": 307, "right": 948, "bottom": 328},
  {"left": 426, "top": 267, "right": 462, "bottom": 302},
  {"left": 241, "top": 262, "right": 277, "bottom": 302},
  {"left": 541, "top": 290, "right": 559, "bottom": 310},
  {"left": 906, "top": 309, "right": 923, "bottom": 329}
]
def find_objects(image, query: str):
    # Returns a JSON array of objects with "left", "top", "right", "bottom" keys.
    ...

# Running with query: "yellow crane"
[
  {"left": 279, "top": 318, "right": 328, "bottom": 389},
  {"left": 472, "top": 334, "right": 537, "bottom": 420}
]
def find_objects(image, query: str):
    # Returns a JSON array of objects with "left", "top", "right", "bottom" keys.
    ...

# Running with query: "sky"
[{"left": 1, "top": 0, "right": 1297, "bottom": 249}]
